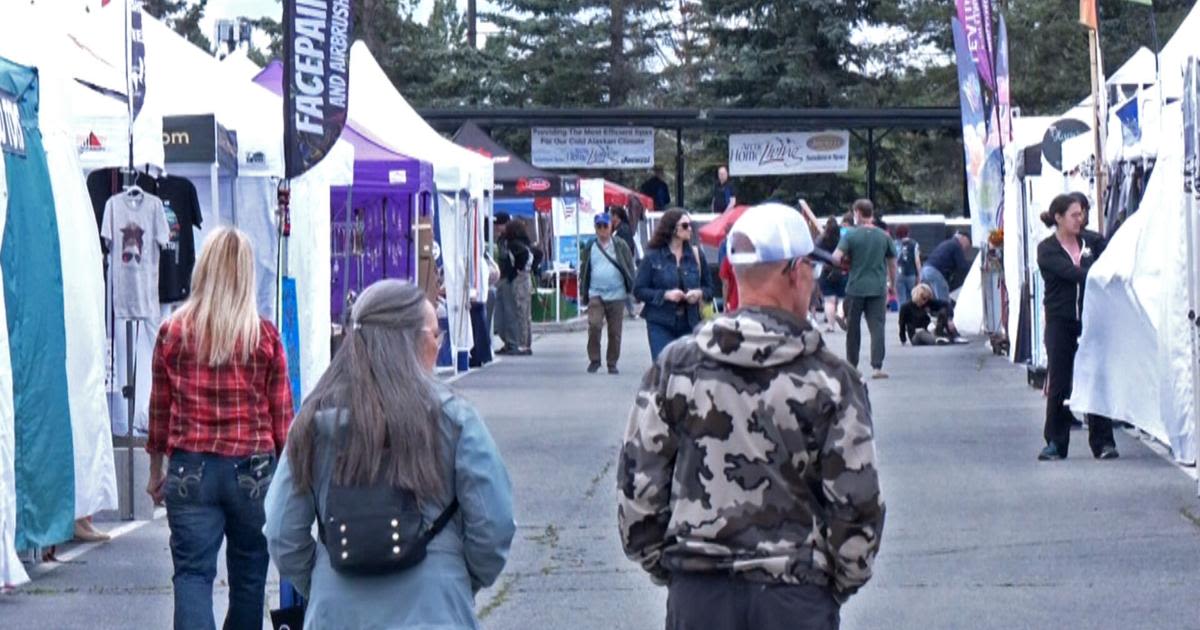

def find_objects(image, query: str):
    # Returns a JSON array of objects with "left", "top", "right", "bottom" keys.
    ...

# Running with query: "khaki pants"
[{"left": 587, "top": 296, "right": 625, "bottom": 367}]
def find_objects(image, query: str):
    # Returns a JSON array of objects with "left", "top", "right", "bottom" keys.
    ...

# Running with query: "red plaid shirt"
[{"left": 147, "top": 317, "right": 293, "bottom": 457}]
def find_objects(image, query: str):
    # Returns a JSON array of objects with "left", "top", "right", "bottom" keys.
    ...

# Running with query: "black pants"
[
  {"left": 1043, "top": 318, "right": 1115, "bottom": 456},
  {"left": 666, "top": 573, "right": 840, "bottom": 630}
]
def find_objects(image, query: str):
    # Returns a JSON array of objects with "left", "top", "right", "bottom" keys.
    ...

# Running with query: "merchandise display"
[{"left": 100, "top": 188, "right": 170, "bottom": 321}]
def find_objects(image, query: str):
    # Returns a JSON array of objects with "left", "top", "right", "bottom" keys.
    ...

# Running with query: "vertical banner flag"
[
  {"left": 283, "top": 0, "right": 352, "bottom": 179},
  {"left": 129, "top": 4, "right": 145, "bottom": 120},
  {"left": 995, "top": 16, "right": 1013, "bottom": 146},
  {"left": 1080, "top": 0, "right": 1099, "bottom": 29},
  {"left": 953, "top": 17, "right": 1001, "bottom": 240},
  {"left": 956, "top": 0, "right": 995, "bottom": 91}
]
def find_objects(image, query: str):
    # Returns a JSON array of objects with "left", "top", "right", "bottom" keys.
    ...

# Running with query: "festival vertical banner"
[
  {"left": 995, "top": 15, "right": 1013, "bottom": 148},
  {"left": 952, "top": 17, "right": 997, "bottom": 242},
  {"left": 283, "top": 0, "right": 352, "bottom": 179},
  {"left": 956, "top": 0, "right": 996, "bottom": 91},
  {"left": 128, "top": 4, "right": 145, "bottom": 121}
]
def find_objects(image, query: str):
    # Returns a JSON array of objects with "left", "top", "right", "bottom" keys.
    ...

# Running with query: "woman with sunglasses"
[{"left": 634, "top": 208, "right": 713, "bottom": 361}]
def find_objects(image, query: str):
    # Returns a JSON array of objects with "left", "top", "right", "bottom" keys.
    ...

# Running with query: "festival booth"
[
  {"left": 328, "top": 126, "right": 436, "bottom": 323},
  {"left": 346, "top": 43, "right": 492, "bottom": 373},
  {"left": 251, "top": 63, "right": 437, "bottom": 324},
  {"left": 995, "top": 5, "right": 1200, "bottom": 465},
  {"left": 0, "top": 2, "right": 143, "bottom": 585}
]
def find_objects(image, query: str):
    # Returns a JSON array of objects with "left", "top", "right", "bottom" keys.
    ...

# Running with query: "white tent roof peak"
[{"left": 347, "top": 40, "right": 493, "bottom": 195}]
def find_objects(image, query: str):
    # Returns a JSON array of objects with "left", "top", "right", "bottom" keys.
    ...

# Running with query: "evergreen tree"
[{"left": 142, "top": 0, "right": 212, "bottom": 51}]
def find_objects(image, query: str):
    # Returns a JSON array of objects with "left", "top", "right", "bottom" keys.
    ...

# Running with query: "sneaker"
[
  {"left": 1097, "top": 446, "right": 1120, "bottom": 460},
  {"left": 517, "top": 348, "right": 533, "bottom": 356},
  {"left": 1038, "top": 444, "right": 1065, "bottom": 461},
  {"left": 587, "top": 362, "right": 601, "bottom": 373},
  {"left": 608, "top": 366, "right": 619, "bottom": 375},
  {"left": 871, "top": 370, "right": 889, "bottom": 380}
]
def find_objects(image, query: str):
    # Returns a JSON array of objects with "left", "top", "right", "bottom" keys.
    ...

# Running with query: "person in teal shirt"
[
  {"left": 579, "top": 213, "right": 636, "bottom": 374},
  {"left": 833, "top": 199, "right": 897, "bottom": 379}
]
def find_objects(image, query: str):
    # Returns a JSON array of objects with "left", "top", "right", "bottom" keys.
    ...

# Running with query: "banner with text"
[
  {"left": 728, "top": 130, "right": 850, "bottom": 176},
  {"left": 283, "top": 0, "right": 352, "bottom": 179},
  {"left": 532, "top": 127, "right": 654, "bottom": 169}
]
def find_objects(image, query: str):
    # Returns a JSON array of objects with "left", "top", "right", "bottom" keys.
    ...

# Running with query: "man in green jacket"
[{"left": 579, "top": 213, "right": 637, "bottom": 374}]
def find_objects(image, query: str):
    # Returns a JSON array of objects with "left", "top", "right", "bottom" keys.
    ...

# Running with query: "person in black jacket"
[
  {"left": 497, "top": 221, "right": 543, "bottom": 356},
  {"left": 1036, "top": 194, "right": 1117, "bottom": 461},
  {"left": 898, "top": 284, "right": 958, "bottom": 346}
]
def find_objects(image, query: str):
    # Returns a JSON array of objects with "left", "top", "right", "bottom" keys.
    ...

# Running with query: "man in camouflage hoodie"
[{"left": 617, "top": 203, "right": 885, "bottom": 630}]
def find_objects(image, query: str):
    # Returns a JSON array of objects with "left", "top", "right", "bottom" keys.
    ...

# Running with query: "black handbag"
[{"left": 317, "top": 474, "right": 459, "bottom": 577}]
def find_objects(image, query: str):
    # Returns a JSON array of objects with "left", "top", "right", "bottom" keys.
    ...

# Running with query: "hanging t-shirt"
[
  {"left": 101, "top": 190, "right": 170, "bottom": 320},
  {"left": 87, "top": 168, "right": 156, "bottom": 229},
  {"left": 154, "top": 176, "right": 203, "bottom": 303}
]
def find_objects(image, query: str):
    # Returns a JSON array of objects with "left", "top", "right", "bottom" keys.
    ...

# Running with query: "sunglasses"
[{"left": 677, "top": 222, "right": 693, "bottom": 230}]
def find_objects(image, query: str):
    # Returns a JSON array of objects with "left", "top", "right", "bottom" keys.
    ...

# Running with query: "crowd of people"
[{"left": 131, "top": 160, "right": 1120, "bottom": 628}]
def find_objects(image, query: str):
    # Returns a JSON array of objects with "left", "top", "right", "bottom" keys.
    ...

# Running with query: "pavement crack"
[
  {"left": 476, "top": 575, "right": 516, "bottom": 620},
  {"left": 584, "top": 458, "right": 615, "bottom": 499},
  {"left": 1180, "top": 506, "right": 1200, "bottom": 531}
]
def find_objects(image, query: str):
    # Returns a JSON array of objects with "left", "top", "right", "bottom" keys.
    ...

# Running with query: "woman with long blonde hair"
[{"left": 146, "top": 227, "right": 293, "bottom": 630}]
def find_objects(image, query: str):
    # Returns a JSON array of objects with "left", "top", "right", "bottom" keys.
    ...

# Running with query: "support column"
[
  {"left": 866, "top": 128, "right": 877, "bottom": 203},
  {"left": 675, "top": 128, "right": 684, "bottom": 209}
]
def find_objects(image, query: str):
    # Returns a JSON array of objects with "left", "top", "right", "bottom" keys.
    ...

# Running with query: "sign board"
[
  {"left": 532, "top": 127, "right": 654, "bottom": 169},
  {"left": 283, "top": 0, "right": 352, "bottom": 179},
  {"left": 0, "top": 91, "right": 26, "bottom": 156},
  {"left": 163, "top": 115, "right": 239, "bottom": 173},
  {"left": 728, "top": 130, "right": 850, "bottom": 176}
]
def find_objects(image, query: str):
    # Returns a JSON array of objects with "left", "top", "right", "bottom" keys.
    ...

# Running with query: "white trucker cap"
[{"left": 726, "top": 202, "right": 835, "bottom": 266}]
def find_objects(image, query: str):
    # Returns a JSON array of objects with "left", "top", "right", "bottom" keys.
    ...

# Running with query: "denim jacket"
[
  {"left": 264, "top": 388, "right": 515, "bottom": 629},
  {"left": 634, "top": 244, "right": 713, "bottom": 329}
]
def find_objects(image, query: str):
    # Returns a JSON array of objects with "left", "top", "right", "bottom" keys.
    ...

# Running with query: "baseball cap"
[
  {"left": 594, "top": 212, "right": 612, "bottom": 226},
  {"left": 727, "top": 203, "right": 835, "bottom": 266}
]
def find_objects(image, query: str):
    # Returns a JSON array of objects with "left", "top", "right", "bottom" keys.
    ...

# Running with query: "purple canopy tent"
[
  {"left": 331, "top": 126, "right": 435, "bottom": 322},
  {"left": 253, "top": 62, "right": 435, "bottom": 323}
]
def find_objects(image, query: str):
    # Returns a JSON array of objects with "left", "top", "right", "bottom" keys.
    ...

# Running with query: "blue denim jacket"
[
  {"left": 634, "top": 245, "right": 713, "bottom": 329},
  {"left": 264, "top": 388, "right": 515, "bottom": 629}
]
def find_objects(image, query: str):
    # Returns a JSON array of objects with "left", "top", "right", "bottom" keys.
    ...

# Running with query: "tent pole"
[
  {"left": 867, "top": 128, "right": 877, "bottom": 203},
  {"left": 675, "top": 128, "right": 684, "bottom": 209},
  {"left": 124, "top": 320, "right": 135, "bottom": 521}
]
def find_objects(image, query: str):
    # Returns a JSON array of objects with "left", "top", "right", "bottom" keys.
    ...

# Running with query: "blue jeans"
[
  {"left": 165, "top": 451, "right": 276, "bottom": 630},
  {"left": 921, "top": 266, "right": 951, "bottom": 301},
  {"left": 896, "top": 274, "right": 918, "bottom": 307},
  {"left": 647, "top": 319, "right": 694, "bottom": 362}
]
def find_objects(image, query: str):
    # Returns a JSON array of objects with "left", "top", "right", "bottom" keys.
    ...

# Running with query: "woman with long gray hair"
[{"left": 264, "top": 280, "right": 515, "bottom": 628}]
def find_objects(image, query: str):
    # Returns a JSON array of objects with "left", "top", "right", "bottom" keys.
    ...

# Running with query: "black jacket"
[
  {"left": 498, "top": 237, "right": 543, "bottom": 282},
  {"left": 1037, "top": 232, "right": 1104, "bottom": 322},
  {"left": 898, "top": 299, "right": 953, "bottom": 344}
]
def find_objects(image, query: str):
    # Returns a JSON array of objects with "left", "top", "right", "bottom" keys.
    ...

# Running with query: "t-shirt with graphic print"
[
  {"left": 101, "top": 190, "right": 170, "bottom": 320},
  {"left": 154, "top": 176, "right": 203, "bottom": 303}
]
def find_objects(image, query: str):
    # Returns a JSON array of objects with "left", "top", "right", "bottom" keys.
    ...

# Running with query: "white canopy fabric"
[
  {"left": 1159, "top": 1, "right": 1200, "bottom": 100},
  {"left": 1073, "top": 102, "right": 1195, "bottom": 464},
  {"left": 139, "top": 13, "right": 355, "bottom": 399},
  {"left": 0, "top": 1, "right": 118, "bottom": 521},
  {"left": 1108, "top": 47, "right": 1157, "bottom": 87},
  {"left": 63, "top": 4, "right": 166, "bottom": 170}
]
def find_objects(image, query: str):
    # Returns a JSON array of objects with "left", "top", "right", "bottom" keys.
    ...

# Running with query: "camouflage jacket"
[{"left": 617, "top": 307, "right": 885, "bottom": 601}]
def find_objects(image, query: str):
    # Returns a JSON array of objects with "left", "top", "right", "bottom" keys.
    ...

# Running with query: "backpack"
[{"left": 316, "top": 414, "right": 460, "bottom": 577}]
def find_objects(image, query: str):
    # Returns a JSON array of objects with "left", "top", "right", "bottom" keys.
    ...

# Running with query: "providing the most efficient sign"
[
  {"left": 532, "top": 127, "right": 654, "bottom": 169},
  {"left": 728, "top": 130, "right": 850, "bottom": 177}
]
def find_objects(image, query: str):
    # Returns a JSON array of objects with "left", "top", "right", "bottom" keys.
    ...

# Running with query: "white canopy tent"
[
  {"left": 347, "top": 41, "right": 493, "bottom": 371},
  {"left": 64, "top": 3, "right": 165, "bottom": 171},
  {"left": 136, "top": 12, "right": 355, "bottom": 401},
  {"left": 995, "top": 3, "right": 1200, "bottom": 464},
  {"left": 0, "top": 2, "right": 123, "bottom": 585}
]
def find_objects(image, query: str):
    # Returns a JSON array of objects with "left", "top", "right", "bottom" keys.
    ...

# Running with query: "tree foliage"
[{"left": 202, "top": 0, "right": 1193, "bottom": 216}]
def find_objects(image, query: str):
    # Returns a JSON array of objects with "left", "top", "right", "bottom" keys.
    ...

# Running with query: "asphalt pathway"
[{"left": 3, "top": 315, "right": 1199, "bottom": 629}]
